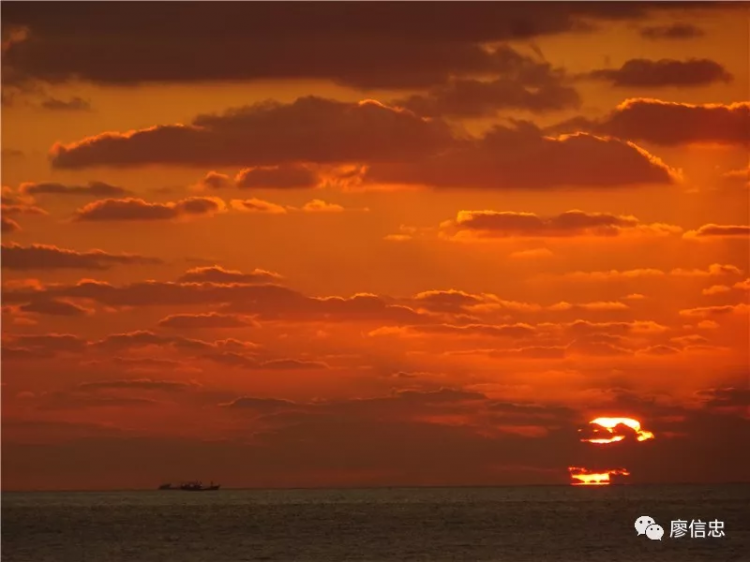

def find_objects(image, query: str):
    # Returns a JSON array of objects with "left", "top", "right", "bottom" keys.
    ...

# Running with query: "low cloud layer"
[
  {"left": 440, "top": 210, "right": 680, "bottom": 239},
  {"left": 587, "top": 59, "right": 732, "bottom": 88},
  {"left": 50, "top": 98, "right": 455, "bottom": 169},
  {"left": 639, "top": 23, "right": 705, "bottom": 40},
  {"left": 393, "top": 46, "right": 580, "bottom": 117},
  {"left": 552, "top": 99, "right": 750, "bottom": 146},
  {"left": 47, "top": 99, "right": 678, "bottom": 190},
  {"left": 1, "top": 243, "right": 163, "bottom": 270},
  {"left": 362, "top": 122, "right": 677, "bottom": 189},
  {"left": 20, "top": 181, "right": 130, "bottom": 197},
  {"left": 683, "top": 224, "right": 750, "bottom": 239},
  {"left": 73, "top": 197, "right": 226, "bottom": 221}
]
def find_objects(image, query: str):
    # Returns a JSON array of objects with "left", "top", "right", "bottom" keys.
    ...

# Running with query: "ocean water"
[{"left": 2, "top": 485, "right": 749, "bottom": 562}]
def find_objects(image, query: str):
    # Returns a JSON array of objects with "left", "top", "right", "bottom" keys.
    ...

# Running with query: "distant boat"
[{"left": 158, "top": 481, "right": 220, "bottom": 491}]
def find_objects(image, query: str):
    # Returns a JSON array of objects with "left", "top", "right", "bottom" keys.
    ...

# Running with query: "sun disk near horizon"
[
  {"left": 570, "top": 417, "right": 655, "bottom": 486},
  {"left": 581, "top": 417, "right": 656, "bottom": 444}
]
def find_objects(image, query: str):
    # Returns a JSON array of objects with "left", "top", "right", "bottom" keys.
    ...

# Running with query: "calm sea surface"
[{"left": 3, "top": 485, "right": 749, "bottom": 562}]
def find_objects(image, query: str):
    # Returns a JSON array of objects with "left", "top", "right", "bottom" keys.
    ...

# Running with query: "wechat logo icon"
[{"left": 635, "top": 516, "right": 664, "bottom": 541}]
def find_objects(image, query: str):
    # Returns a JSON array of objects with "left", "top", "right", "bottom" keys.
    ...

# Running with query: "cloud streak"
[
  {"left": 441, "top": 210, "right": 681, "bottom": 239},
  {"left": 73, "top": 197, "right": 226, "bottom": 221},
  {"left": 552, "top": 99, "right": 750, "bottom": 146},
  {"left": 1, "top": 243, "right": 162, "bottom": 270},
  {"left": 21, "top": 181, "right": 130, "bottom": 197},
  {"left": 50, "top": 98, "right": 454, "bottom": 169},
  {"left": 587, "top": 59, "right": 732, "bottom": 88},
  {"left": 684, "top": 224, "right": 750, "bottom": 239}
]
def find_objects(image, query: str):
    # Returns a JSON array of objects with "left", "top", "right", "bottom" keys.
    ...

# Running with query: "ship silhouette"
[{"left": 158, "top": 480, "right": 220, "bottom": 491}]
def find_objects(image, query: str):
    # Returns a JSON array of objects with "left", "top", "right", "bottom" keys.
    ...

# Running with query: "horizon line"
[{"left": 5, "top": 481, "right": 750, "bottom": 493}]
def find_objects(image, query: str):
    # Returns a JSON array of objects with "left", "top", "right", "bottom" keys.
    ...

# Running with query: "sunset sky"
[{"left": 1, "top": 2, "right": 748, "bottom": 491}]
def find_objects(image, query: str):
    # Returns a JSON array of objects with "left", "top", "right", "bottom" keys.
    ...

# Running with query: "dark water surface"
[{"left": 3, "top": 485, "right": 749, "bottom": 561}]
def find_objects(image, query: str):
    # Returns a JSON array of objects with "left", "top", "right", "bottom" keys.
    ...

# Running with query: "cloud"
[
  {"left": 177, "top": 266, "right": 282, "bottom": 284},
  {"left": 679, "top": 303, "right": 750, "bottom": 318},
  {"left": 733, "top": 279, "right": 750, "bottom": 291},
  {"left": 696, "top": 387, "right": 750, "bottom": 410},
  {"left": 373, "top": 323, "right": 538, "bottom": 339},
  {"left": 413, "top": 290, "right": 484, "bottom": 313},
  {"left": 5, "top": 372, "right": 750, "bottom": 488},
  {"left": 228, "top": 197, "right": 358, "bottom": 214},
  {"left": 637, "top": 344, "right": 680, "bottom": 356},
  {"left": 565, "top": 319, "right": 668, "bottom": 335},
  {"left": 18, "top": 299, "right": 92, "bottom": 316},
  {"left": 90, "top": 331, "right": 259, "bottom": 354},
  {"left": 372, "top": 319, "right": 664, "bottom": 344},
  {"left": 548, "top": 301, "right": 628, "bottom": 312},
  {"left": 197, "top": 171, "right": 232, "bottom": 190},
  {"left": 236, "top": 165, "right": 320, "bottom": 189},
  {"left": 2, "top": 333, "right": 87, "bottom": 355},
  {"left": 587, "top": 59, "right": 732, "bottom": 88},
  {"left": 76, "top": 379, "right": 197, "bottom": 392},
  {"left": 393, "top": 47, "right": 580, "bottom": 117},
  {"left": 230, "top": 198, "right": 287, "bottom": 214},
  {"left": 20, "top": 181, "right": 130, "bottom": 197},
  {"left": 40, "top": 96, "right": 91, "bottom": 111},
  {"left": 670, "top": 264, "right": 743, "bottom": 277},
  {"left": 408, "top": 292, "right": 630, "bottom": 317},
  {"left": 563, "top": 264, "right": 742, "bottom": 280},
  {"left": 702, "top": 285, "right": 731, "bottom": 296},
  {"left": 509, "top": 248, "right": 553, "bottom": 259},
  {"left": 3, "top": 3, "right": 719, "bottom": 88},
  {"left": 441, "top": 210, "right": 680, "bottom": 239},
  {"left": 157, "top": 312, "right": 258, "bottom": 329},
  {"left": 1, "top": 185, "right": 29, "bottom": 205},
  {"left": 5, "top": 328, "right": 320, "bottom": 372},
  {"left": 363, "top": 121, "right": 678, "bottom": 189},
  {"left": 1, "top": 202, "right": 47, "bottom": 216},
  {"left": 721, "top": 167, "right": 749, "bottom": 190},
  {"left": 223, "top": 387, "right": 491, "bottom": 421},
  {"left": 670, "top": 335, "right": 709, "bottom": 346},
  {"left": 1, "top": 243, "right": 162, "bottom": 270},
  {"left": 1, "top": 216, "right": 21, "bottom": 233},
  {"left": 45, "top": 98, "right": 679, "bottom": 191},
  {"left": 49, "top": 97, "right": 455, "bottom": 169},
  {"left": 485, "top": 345, "right": 569, "bottom": 360},
  {"left": 1, "top": 330, "right": 260, "bottom": 363},
  {"left": 564, "top": 269, "right": 665, "bottom": 280},
  {"left": 38, "top": 395, "right": 160, "bottom": 411},
  {"left": 3, "top": 279, "right": 429, "bottom": 324},
  {"left": 301, "top": 200, "right": 344, "bottom": 213},
  {"left": 623, "top": 293, "right": 646, "bottom": 300},
  {"left": 683, "top": 224, "right": 750, "bottom": 239},
  {"left": 640, "top": 23, "right": 704, "bottom": 40},
  {"left": 221, "top": 396, "right": 298, "bottom": 412},
  {"left": 1, "top": 189, "right": 48, "bottom": 225},
  {"left": 552, "top": 99, "right": 750, "bottom": 146},
  {"left": 259, "top": 359, "right": 329, "bottom": 370},
  {"left": 482, "top": 338, "right": 642, "bottom": 360},
  {"left": 200, "top": 351, "right": 259, "bottom": 369},
  {"left": 73, "top": 197, "right": 226, "bottom": 221},
  {"left": 109, "top": 357, "right": 192, "bottom": 371}
]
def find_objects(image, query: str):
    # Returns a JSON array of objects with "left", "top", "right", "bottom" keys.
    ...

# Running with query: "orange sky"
[{"left": 1, "top": 2, "right": 749, "bottom": 491}]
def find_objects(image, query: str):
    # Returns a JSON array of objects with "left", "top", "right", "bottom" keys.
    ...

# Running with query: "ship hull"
[{"left": 157, "top": 485, "right": 221, "bottom": 491}]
